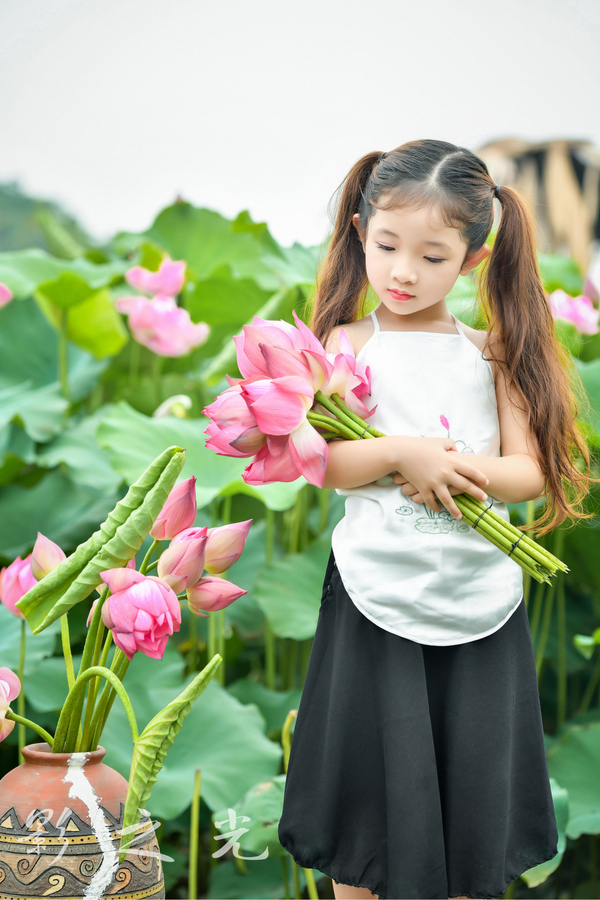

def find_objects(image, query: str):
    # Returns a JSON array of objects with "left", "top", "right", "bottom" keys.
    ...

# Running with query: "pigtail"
[
  {"left": 308, "top": 151, "right": 384, "bottom": 345},
  {"left": 480, "top": 185, "right": 598, "bottom": 536}
]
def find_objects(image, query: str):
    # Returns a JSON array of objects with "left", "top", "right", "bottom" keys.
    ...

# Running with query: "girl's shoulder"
[{"left": 323, "top": 316, "right": 375, "bottom": 356}]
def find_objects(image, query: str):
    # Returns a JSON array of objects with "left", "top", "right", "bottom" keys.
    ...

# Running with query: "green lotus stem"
[
  {"left": 17, "top": 619, "right": 26, "bottom": 763},
  {"left": 536, "top": 586, "right": 556, "bottom": 679},
  {"left": 282, "top": 709, "right": 296, "bottom": 773},
  {"left": 304, "top": 867, "right": 319, "bottom": 900},
  {"left": 457, "top": 494, "right": 560, "bottom": 582},
  {"left": 55, "top": 664, "right": 138, "bottom": 753},
  {"left": 457, "top": 496, "right": 544, "bottom": 573},
  {"left": 314, "top": 390, "right": 376, "bottom": 438},
  {"left": 458, "top": 494, "right": 568, "bottom": 573},
  {"left": 144, "top": 560, "right": 158, "bottom": 573},
  {"left": 455, "top": 495, "right": 543, "bottom": 580},
  {"left": 307, "top": 411, "right": 359, "bottom": 441},
  {"left": 58, "top": 307, "right": 70, "bottom": 402},
  {"left": 577, "top": 652, "right": 600, "bottom": 715},
  {"left": 528, "top": 578, "right": 546, "bottom": 646},
  {"left": 140, "top": 539, "right": 161, "bottom": 575},
  {"left": 6, "top": 710, "right": 54, "bottom": 750},
  {"left": 89, "top": 649, "right": 131, "bottom": 751},
  {"left": 329, "top": 392, "right": 385, "bottom": 437},
  {"left": 188, "top": 767, "right": 201, "bottom": 900},
  {"left": 59, "top": 586, "right": 109, "bottom": 752},
  {"left": 80, "top": 626, "right": 112, "bottom": 752},
  {"left": 60, "top": 615, "right": 75, "bottom": 689}
]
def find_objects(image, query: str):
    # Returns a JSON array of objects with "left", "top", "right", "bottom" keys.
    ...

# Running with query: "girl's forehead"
[{"left": 368, "top": 205, "right": 464, "bottom": 249}]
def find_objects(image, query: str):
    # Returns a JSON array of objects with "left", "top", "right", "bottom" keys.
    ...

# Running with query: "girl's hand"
[
  {"left": 389, "top": 437, "right": 489, "bottom": 519},
  {"left": 392, "top": 474, "right": 463, "bottom": 506}
]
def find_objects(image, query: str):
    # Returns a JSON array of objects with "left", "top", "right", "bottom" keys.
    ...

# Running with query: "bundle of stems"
[{"left": 307, "top": 390, "right": 568, "bottom": 586}]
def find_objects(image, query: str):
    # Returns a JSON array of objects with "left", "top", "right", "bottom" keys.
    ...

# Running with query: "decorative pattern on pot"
[{"left": 0, "top": 743, "right": 165, "bottom": 899}]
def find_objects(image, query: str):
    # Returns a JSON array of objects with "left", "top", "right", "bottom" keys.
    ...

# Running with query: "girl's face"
[{"left": 353, "top": 204, "right": 490, "bottom": 322}]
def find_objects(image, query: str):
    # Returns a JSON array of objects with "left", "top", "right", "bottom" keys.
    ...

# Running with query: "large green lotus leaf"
[
  {"left": 253, "top": 539, "right": 332, "bottom": 640},
  {"left": 184, "top": 267, "right": 271, "bottom": 359},
  {"left": 137, "top": 203, "right": 282, "bottom": 291},
  {"left": 0, "top": 296, "right": 107, "bottom": 401},
  {"left": 212, "top": 775, "right": 288, "bottom": 858},
  {"left": 547, "top": 720, "right": 600, "bottom": 838},
  {"left": 538, "top": 252, "right": 584, "bottom": 296},
  {"left": 0, "top": 425, "right": 36, "bottom": 488},
  {"left": 0, "top": 603, "right": 60, "bottom": 677},
  {"left": 519, "top": 778, "right": 569, "bottom": 887},
  {"left": 227, "top": 679, "right": 302, "bottom": 739},
  {"left": 101, "top": 664, "right": 281, "bottom": 824},
  {"left": 36, "top": 271, "right": 99, "bottom": 310},
  {"left": 207, "top": 854, "right": 311, "bottom": 900},
  {"left": 96, "top": 401, "right": 307, "bottom": 512},
  {"left": 0, "top": 382, "right": 67, "bottom": 442},
  {"left": 201, "top": 286, "right": 302, "bottom": 385},
  {"left": 36, "top": 286, "right": 128, "bottom": 359},
  {"left": 260, "top": 242, "right": 321, "bottom": 289},
  {"left": 0, "top": 248, "right": 126, "bottom": 299},
  {"left": 16, "top": 446, "right": 183, "bottom": 632},
  {"left": 0, "top": 470, "right": 116, "bottom": 562},
  {"left": 119, "top": 654, "right": 223, "bottom": 861},
  {"left": 36, "top": 406, "right": 123, "bottom": 493}
]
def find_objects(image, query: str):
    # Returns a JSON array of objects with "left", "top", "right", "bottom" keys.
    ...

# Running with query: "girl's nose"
[{"left": 391, "top": 261, "right": 417, "bottom": 285}]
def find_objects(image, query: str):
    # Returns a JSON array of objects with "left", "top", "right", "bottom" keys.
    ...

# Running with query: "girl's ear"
[
  {"left": 352, "top": 213, "right": 366, "bottom": 251},
  {"left": 460, "top": 243, "right": 491, "bottom": 276}
]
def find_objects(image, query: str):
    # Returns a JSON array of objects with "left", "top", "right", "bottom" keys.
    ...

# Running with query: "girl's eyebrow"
[{"left": 373, "top": 228, "right": 453, "bottom": 252}]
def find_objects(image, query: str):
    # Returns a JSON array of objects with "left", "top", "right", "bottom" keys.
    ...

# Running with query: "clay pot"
[{"left": 0, "top": 742, "right": 165, "bottom": 898}]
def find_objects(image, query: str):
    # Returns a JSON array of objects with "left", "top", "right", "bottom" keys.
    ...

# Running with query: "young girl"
[{"left": 277, "top": 139, "right": 594, "bottom": 900}]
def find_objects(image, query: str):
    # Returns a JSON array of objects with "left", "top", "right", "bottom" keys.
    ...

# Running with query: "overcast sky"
[{"left": 1, "top": 0, "right": 599, "bottom": 249}]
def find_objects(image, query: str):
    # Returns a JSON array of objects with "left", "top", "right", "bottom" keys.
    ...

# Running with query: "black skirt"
[{"left": 278, "top": 550, "right": 559, "bottom": 900}]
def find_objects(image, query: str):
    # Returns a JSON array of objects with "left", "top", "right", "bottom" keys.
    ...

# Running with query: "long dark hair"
[{"left": 308, "top": 139, "right": 597, "bottom": 535}]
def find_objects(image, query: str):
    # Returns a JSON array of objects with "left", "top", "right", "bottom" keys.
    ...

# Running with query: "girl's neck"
[{"left": 374, "top": 302, "right": 457, "bottom": 334}]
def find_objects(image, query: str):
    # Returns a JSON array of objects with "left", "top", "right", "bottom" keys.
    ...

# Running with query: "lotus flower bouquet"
[
  {"left": 1, "top": 446, "right": 251, "bottom": 862},
  {"left": 203, "top": 313, "right": 568, "bottom": 586}
]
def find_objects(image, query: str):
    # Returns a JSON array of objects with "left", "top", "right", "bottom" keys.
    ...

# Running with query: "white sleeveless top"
[{"left": 331, "top": 308, "right": 524, "bottom": 646}]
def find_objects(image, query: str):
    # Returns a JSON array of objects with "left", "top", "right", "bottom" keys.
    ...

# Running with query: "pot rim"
[{"left": 22, "top": 742, "right": 107, "bottom": 766}]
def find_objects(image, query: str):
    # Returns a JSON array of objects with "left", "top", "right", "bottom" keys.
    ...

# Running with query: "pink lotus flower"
[
  {"left": 99, "top": 568, "right": 181, "bottom": 660},
  {"left": 116, "top": 294, "right": 210, "bottom": 357},
  {"left": 203, "top": 383, "right": 267, "bottom": 458},
  {"left": 125, "top": 255, "right": 186, "bottom": 297},
  {"left": 242, "top": 437, "right": 304, "bottom": 485},
  {"left": 0, "top": 284, "right": 12, "bottom": 309},
  {"left": 0, "top": 556, "right": 36, "bottom": 619},
  {"left": 0, "top": 668, "right": 20, "bottom": 742},
  {"left": 203, "top": 520, "right": 252, "bottom": 574},
  {"left": 241, "top": 376, "right": 328, "bottom": 486},
  {"left": 150, "top": 476, "right": 197, "bottom": 540},
  {"left": 233, "top": 311, "right": 325, "bottom": 381},
  {"left": 187, "top": 576, "right": 247, "bottom": 618},
  {"left": 157, "top": 527, "right": 208, "bottom": 594},
  {"left": 30, "top": 533, "right": 66, "bottom": 581},
  {"left": 548, "top": 290, "right": 599, "bottom": 334},
  {"left": 584, "top": 277, "right": 599, "bottom": 302},
  {"left": 88, "top": 557, "right": 137, "bottom": 626}
]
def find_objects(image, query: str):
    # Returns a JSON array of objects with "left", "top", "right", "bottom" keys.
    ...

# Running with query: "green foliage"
[
  {"left": 0, "top": 184, "right": 599, "bottom": 898},
  {"left": 17, "top": 446, "right": 184, "bottom": 633},
  {"left": 119, "top": 653, "right": 223, "bottom": 862}
]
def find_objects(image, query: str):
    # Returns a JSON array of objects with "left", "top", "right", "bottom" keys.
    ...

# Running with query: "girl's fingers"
[
  {"left": 436, "top": 486, "right": 462, "bottom": 519},
  {"left": 452, "top": 475, "right": 488, "bottom": 501}
]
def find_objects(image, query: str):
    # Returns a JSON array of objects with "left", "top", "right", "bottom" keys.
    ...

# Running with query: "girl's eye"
[
  {"left": 425, "top": 257, "right": 444, "bottom": 264},
  {"left": 375, "top": 242, "right": 394, "bottom": 251}
]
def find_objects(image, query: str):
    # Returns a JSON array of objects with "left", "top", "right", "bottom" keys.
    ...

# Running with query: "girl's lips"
[{"left": 389, "top": 289, "right": 415, "bottom": 300}]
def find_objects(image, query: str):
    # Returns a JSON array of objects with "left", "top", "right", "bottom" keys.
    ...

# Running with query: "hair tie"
[
  {"left": 379, "top": 151, "right": 387, "bottom": 163},
  {"left": 494, "top": 183, "right": 502, "bottom": 198}
]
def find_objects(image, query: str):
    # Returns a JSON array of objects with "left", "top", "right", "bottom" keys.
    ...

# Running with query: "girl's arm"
[{"left": 322, "top": 435, "right": 408, "bottom": 490}]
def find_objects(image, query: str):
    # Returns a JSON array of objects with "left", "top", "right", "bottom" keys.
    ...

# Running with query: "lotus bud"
[
  {"left": 150, "top": 477, "right": 197, "bottom": 540},
  {"left": 30, "top": 533, "right": 66, "bottom": 581}
]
